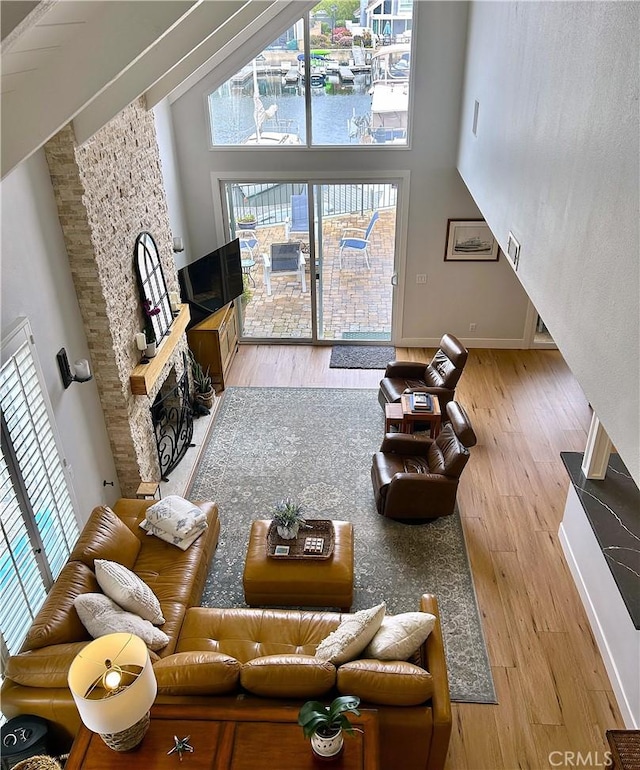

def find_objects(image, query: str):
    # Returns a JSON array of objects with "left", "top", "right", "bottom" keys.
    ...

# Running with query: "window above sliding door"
[{"left": 207, "top": 2, "right": 414, "bottom": 148}]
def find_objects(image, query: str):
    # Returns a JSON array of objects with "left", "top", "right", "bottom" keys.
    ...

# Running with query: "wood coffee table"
[{"left": 65, "top": 703, "right": 379, "bottom": 769}]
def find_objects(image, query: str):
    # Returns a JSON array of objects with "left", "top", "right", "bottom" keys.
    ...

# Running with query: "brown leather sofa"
[
  {"left": 378, "top": 333, "right": 468, "bottom": 414},
  {"left": 2, "top": 500, "right": 453, "bottom": 770},
  {"left": 1, "top": 499, "right": 220, "bottom": 751},
  {"left": 372, "top": 402, "right": 477, "bottom": 520}
]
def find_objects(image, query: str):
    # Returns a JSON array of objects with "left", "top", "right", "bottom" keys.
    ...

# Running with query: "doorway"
[{"left": 222, "top": 179, "right": 400, "bottom": 343}]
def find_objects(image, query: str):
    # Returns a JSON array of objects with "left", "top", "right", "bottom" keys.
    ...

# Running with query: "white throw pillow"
[
  {"left": 95, "top": 559, "right": 165, "bottom": 625},
  {"left": 74, "top": 593, "right": 170, "bottom": 651},
  {"left": 315, "top": 603, "right": 386, "bottom": 665},
  {"left": 363, "top": 612, "right": 436, "bottom": 660}
]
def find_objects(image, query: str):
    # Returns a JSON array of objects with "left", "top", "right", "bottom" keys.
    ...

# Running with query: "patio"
[{"left": 238, "top": 208, "right": 396, "bottom": 340}]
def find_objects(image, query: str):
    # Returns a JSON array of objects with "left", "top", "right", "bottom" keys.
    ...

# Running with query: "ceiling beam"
[
  {"left": 145, "top": 0, "right": 306, "bottom": 109},
  {"left": 1, "top": 1, "right": 200, "bottom": 178},
  {"left": 73, "top": 0, "right": 253, "bottom": 145}
]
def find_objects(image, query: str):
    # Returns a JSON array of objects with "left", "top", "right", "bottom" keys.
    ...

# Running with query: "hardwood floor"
[{"left": 227, "top": 344, "right": 625, "bottom": 770}]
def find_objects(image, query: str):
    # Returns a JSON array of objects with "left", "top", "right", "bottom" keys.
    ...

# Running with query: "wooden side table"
[
  {"left": 136, "top": 481, "right": 161, "bottom": 500},
  {"left": 384, "top": 402, "right": 404, "bottom": 432},
  {"left": 400, "top": 394, "right": 441, "bottom": 437},
  {"left": 65, "top": 703, "right": 380, "bottom": 770}
]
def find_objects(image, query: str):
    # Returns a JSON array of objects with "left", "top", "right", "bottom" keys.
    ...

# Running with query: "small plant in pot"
[
  {"left": 237, "top": 212, "right": 257, "bottom": 230},
  {"left": 271, "top": 498, "right": 307, "bottom": 540},
  {"left": 298, "top": 696, "right": 361, "bottom": 759},
  {"left": 189, "top": 352, "right": 214, "bottom": 413}
]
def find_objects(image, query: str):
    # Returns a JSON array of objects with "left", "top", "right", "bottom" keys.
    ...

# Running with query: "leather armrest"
[
  {"left": 380, "top": 433, "right": 433, "bottom": 454},
  {"left": 420, "top": 594, "right": 452, "bottom": 769},
  {"left": 383, "top": 361, "right": 427, "bottom": 378}
]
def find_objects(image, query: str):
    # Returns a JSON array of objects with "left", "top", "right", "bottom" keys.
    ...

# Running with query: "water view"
[{"left": 209, "top": 73, "right": 374, "bottom": 145}]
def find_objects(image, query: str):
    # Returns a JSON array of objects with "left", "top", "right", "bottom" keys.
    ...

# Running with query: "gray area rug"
[
  {"left": 188, "top": 387, "right": 496, "bottom": 704},
  {"left": 329, "top": 345, "right": 394, "bottom": 369}
]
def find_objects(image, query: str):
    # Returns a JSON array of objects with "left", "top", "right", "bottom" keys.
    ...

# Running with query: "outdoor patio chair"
[
  {"left": 262, "top": 242, "right": 307, "bottom": 296},
  {"left": 284, "top": 194, "right": 309, "bottom": 244},
  {"left": 238, "top": 229, "right": 259, "bottom": 260},
  {"left": 338, "top": 210, "right": 379, "bottom": 268}
]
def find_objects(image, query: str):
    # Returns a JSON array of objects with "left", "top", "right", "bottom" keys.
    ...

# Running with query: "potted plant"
[
  {"left": 237, "top": 212, "right": 257, "bottom": 230},
  {"left": 271, "top": 498, "right": 307, "bottom": 540},
  {"left": 189, "top": 352, "right": 214, "bottom": 412},
  {"left": 298, "top": 696, "right": 361, "bottom": 759},
  {"left": 143, "top": 299, "right": 159, "bottom": 358}
]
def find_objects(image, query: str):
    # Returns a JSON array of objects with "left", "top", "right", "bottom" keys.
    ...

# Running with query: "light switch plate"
[{"left": 507, "top": 231, "right": 521, "bottom": 269}]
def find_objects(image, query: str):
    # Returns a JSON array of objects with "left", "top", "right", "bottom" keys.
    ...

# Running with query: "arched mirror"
[{"left": 134, "top": 232, "right": 173, "bottom": 344}]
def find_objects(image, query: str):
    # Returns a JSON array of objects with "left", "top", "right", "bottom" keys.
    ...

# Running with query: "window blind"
[{"left": 0, "top": 322, "right": 79, "bottom": 666}]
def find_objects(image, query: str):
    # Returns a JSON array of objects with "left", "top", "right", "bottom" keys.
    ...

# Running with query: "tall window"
[
  {"left": 0, "top": 320, "right": 79, "bottom": 667},
  {"left": 207, "top": 2, "right": 413, "bottom": 148}
]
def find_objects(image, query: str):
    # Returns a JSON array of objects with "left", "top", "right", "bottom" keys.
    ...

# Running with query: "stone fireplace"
[{"left": 44, "top": 98, "right": 188, "bottom": 496}]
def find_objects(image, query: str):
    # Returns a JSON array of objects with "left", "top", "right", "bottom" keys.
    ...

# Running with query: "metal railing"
[{"left": 230, "top": 182, "right": 397, "bottom": 227}]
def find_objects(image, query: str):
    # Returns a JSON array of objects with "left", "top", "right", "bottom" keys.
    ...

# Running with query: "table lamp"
[{"left": 68, "top": 633, "right": 156, "bottom": 752}]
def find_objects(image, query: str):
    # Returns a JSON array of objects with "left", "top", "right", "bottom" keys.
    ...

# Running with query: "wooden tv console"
[{"left": 187, "top": 301, "right": 238, "bottom": 392}]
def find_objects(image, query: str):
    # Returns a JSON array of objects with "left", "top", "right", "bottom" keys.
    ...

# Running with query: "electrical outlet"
[
  {"left": 469, "top": 323, "right": 477, "bottom": 332},
  {"left": 416, "top": 274, "right": 427, "bottom": 284}
]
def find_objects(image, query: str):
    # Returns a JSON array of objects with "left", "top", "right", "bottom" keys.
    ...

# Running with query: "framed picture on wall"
[{"left": 444, "top": 219, "right": 500, "bottom": 262}]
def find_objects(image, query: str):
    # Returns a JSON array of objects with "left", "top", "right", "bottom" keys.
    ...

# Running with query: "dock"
[{"left": 338, "top": 66, "right": 355, "bottom": 83}]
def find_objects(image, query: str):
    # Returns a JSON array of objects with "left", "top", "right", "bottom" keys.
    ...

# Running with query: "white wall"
[
  {"left": 457, "top": 1, "right": 640, "bottom": 484},
  {"left": 154, "top": 98, "right": 192, "bottom": 271},
  {"left": 0, "top": 151, "right": 121, "bottom": 521},
  {"left": 165, "top": 1, "right": 531, "bottom": 347}
]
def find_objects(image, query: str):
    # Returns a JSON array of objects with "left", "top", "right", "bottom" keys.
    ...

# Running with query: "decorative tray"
[{"left": 266, "top": 519, "right": 335, "bottom": 559}]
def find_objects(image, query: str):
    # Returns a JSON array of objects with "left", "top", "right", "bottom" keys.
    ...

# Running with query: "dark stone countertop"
[{"left": 561, "top": 452, "right": 640, "bottom": 629}]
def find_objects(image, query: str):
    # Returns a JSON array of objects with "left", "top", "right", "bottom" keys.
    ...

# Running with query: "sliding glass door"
[{"left": 222, "top": 179, "right": 398, "bottom": 343}]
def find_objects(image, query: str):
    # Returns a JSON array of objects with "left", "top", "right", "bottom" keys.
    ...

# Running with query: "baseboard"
[
  {"left": 398, "top": 337, "right": 527, "bottom": 349},
  {"left": 559, "top": 517, "right": 639, "bottom": 728}
]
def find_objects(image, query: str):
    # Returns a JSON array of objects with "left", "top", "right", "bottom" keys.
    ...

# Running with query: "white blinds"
[{"left": 0, "top": 322, "right": 79, "bottom": 660}]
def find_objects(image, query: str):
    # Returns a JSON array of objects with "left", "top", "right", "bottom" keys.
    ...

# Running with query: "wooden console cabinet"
[{"left": 187, "top": 301, "right": 238, "bottom": 392}]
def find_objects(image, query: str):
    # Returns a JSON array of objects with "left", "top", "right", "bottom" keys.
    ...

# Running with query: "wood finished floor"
[{"left": 226, "top": 344, "right": 625, "bottom": 770}]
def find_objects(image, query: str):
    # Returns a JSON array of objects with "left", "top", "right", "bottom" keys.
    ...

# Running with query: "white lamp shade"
[{"left": 68, "top": 633, "right": 157, "bottom": 735}]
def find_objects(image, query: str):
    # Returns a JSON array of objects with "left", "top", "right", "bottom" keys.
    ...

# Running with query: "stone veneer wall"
[{"left": 44, "top": 97, "right": 187, "bottom": 496}]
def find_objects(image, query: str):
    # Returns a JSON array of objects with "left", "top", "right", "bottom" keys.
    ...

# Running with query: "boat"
[
  {"left": 454, "top": 237, "right": 493, "bottom": 253},
  {"left": 244, "top": 59, "right": 302, "bottom": 145},
  {"left": 297, "top": 52, "right": 327, "bottom": 87},
  {"left": 366, "top": 44, "right": 410, "bottom": 144}
]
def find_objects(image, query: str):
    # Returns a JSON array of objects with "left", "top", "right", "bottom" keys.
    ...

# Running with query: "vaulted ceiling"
[{"left": 1, "top": 0, "right": 315, "bottom": 179}]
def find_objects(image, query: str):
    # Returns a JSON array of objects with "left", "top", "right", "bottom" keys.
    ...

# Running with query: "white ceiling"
[{"left": 0, "top": 0, "right": 313, "bottom": 179}]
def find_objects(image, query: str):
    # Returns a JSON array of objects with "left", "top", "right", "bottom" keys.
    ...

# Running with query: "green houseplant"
[
  {"left": 298, "top": 696, "right": 361, "bottom": 758},
  {"left": 189, "top": 351, "right": 214, "bottom": 411},
  {"left": 271, "top": 498, "right": 307, "bottom": 540}
]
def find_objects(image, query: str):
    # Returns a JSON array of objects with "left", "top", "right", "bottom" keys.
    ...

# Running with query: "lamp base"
[{"left": 99, "top": 711, "right": 150, "bottom": 752}]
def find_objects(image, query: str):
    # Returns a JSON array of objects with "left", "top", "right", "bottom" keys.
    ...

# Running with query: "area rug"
[
  {"left": 329, "top": 345, "right": 394, "bottom": 369},
  {"left": 187, "top": 387, "right": 496, "bottom": 704}
]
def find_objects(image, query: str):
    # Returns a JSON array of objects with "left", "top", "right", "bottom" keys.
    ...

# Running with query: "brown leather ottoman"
[{"left": 243, "top": 519, "right": 354, "bottom": 612}]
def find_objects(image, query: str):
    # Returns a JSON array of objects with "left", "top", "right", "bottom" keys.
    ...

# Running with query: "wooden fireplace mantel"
[{"left": 130, "top": 304, "right": 190, "bottom": 396}]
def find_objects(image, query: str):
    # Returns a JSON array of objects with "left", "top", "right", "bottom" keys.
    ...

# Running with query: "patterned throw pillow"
[
  {"left": 95, "top": 559, "right": 165, "bottom": 625},
  {"left": 74, "top": 593, "right": 170, "bottom": 651},
  {"left": 363, "top": 612, "right": 436, "bottom": 660},
  {"left": 315, "top": 603, "right": 386, "bottom": 665}
]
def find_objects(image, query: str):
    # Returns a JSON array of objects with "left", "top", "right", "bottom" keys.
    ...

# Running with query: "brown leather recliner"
[
  {"left": 371, "top": 402, "right": 477, "bottom": 520},
  {"left": 378, "top": 333, "right": 468, "bottom": 414}
]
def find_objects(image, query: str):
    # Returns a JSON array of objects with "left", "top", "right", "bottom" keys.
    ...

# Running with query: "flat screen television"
[{"left": 178, "top": 239, "right": 243, "bottom": 325}]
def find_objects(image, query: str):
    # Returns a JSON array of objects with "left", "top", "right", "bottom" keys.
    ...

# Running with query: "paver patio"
[{"left": 239, "top": 208, "right": 396, "bottom": 340}]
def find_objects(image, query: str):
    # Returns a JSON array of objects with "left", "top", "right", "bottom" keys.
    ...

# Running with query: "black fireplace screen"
[{"left": 150, "top": 353, "right": 194, "bottom": 481}]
